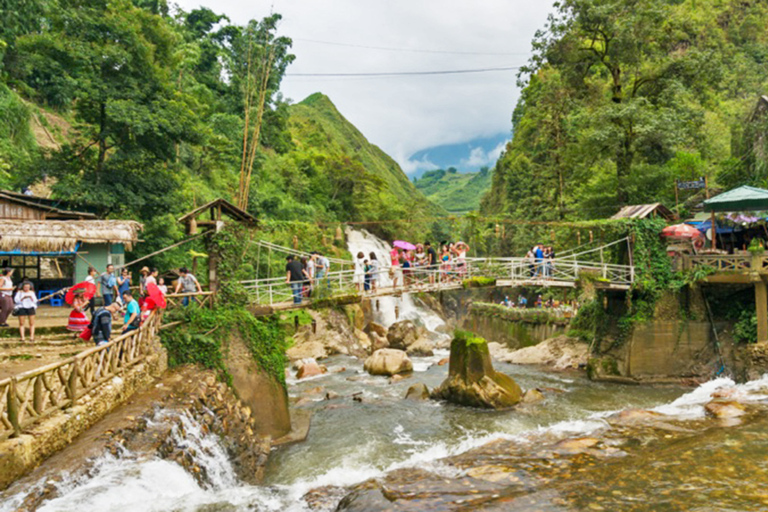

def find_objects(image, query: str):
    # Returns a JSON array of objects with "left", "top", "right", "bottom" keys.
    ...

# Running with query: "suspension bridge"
[{"left": 241, "top": 237, "right": 635, "bottom": 311}]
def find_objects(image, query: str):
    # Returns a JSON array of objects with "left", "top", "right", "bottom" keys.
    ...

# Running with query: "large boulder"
[
  {"left": 431, "top": 331, "right": 522, "bottom": 409},
  {"left": 364, "top": 349, "right": 413, "bottom": 376},
  {"left": 387, "top": 320, "right": 428, "bottom": 351},
  {"left": 369, "top": 332, "right": 389, "bottom": 352}
]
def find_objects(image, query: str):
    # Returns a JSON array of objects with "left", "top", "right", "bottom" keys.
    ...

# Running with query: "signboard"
[{"left": 676, "top": 177, "right": 706, "bottom": 190}]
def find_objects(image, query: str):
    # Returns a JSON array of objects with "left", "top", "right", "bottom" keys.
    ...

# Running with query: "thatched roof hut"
[{"left": 0, "top": 220, "right": 143, "bottom": 253}]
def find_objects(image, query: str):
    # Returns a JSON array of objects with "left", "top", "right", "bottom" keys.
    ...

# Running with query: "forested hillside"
[
  {"left": 483, "top": 0, "right": 768, "bottom": 222},
  {"left": 0, "top": 0, "right": 440, "bottom": 266},
  {"left": 414, "top": 167, "right": 492, "bottom": 212}
]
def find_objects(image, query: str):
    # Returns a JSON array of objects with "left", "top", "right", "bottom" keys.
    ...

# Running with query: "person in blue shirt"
[
  {"left": 117, "top": 268, "right": 131, "bottom": 299},
  {"left": 121, "top": 290, "right": 141, "bottom": 333},
  {"left": 534, "top": 243, "right": 544, "bottom": 277}
]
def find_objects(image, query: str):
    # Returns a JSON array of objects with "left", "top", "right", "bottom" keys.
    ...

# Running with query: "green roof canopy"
[{"left": 703, "top": 185, "right": 768, "bottom": 212}]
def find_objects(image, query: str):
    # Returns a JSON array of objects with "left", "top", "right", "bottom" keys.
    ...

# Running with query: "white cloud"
[
  {"left": 401, "top": 154, "right": 438, "bottom": 175},
  {"left": 172, "top": 0, "right": 555, "bottom": 167}
]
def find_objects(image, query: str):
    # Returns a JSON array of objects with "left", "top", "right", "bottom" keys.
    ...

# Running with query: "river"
[{"left": 3, "top": 230, "right": 768, "bottom": 511}]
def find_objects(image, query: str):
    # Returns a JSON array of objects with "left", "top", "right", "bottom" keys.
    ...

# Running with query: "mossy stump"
[{"left": 431, "top": 330, "right": 522, "bottom": 409}]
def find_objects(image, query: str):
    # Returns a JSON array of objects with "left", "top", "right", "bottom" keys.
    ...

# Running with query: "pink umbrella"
[
  {"left": 661, "top": 224, "right": 704, "bottom": 239},
  {"left": 393, "top": 240, "right": 416, "bottom": 251}
]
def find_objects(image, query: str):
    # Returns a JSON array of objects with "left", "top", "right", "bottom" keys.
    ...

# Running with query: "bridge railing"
[
  {"left": 0, "top": 310, "right": 164, "bottom": 440},
  {"left": 239, "top": 257, "right": 635, "bottom": 307},
  {"left": 506, "top": 258, "right": 634, "bottom": 287}
]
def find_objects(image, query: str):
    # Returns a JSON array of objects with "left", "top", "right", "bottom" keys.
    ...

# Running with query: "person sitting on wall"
[{"left": 122, "top": 290, "right": 141, "bottom": 334}]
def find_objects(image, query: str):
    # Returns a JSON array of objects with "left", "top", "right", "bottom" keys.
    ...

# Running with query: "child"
[
  {"left": 14, "top": 281, "right": 37, "bottom": 342},
  {"left": 157, "top": 277, "right": 168, "bottom": 295},
  {"left": 67, "top": 289, "right": 90, "bottom": 335}
]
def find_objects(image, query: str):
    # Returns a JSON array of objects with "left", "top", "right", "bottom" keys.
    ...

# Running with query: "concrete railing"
[{"left": 0, "top": 310, "right": 164, "bottom": 440}]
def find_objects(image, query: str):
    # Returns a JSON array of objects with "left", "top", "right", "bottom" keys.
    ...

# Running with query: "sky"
[{"left": 173, "top": 0, "right": 556, "bottom": 173}]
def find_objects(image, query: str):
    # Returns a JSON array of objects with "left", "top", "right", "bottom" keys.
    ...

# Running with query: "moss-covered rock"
[{"left": 431, "top": 330, "right": 522, "bottom": 409}]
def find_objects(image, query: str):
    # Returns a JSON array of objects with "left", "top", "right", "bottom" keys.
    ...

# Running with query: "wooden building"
[{"left": 0, "top": 191, "right": 141, "bottom": 291}]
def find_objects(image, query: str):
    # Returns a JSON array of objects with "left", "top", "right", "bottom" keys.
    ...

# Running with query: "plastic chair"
[{"left": 50, "top": 294, "right": 64, "bottom": 307}]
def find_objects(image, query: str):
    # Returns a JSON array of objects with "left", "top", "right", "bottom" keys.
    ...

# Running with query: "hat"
[{"left": 140, "top": 266, "right": 150, "bottom": 274}]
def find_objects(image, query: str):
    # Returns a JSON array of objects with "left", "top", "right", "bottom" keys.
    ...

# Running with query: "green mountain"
[
  {"left": 259, "top": 92, "right": 442, "bottom": 234},
  {"left": 0, "top": 0, "right": 442, "bottom": 258},
  {"left": 483, "top": 0, "right": 768, "bottom": 228},
  {"left": 414, "top": 167, "right": 493, "bottom": 212}
]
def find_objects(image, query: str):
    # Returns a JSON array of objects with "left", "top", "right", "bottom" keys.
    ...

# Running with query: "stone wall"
[{"left": 460, "top": 312, "right": 567, "bottom": 350}]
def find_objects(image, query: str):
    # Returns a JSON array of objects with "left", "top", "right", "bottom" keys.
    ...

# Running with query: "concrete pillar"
[{"left": 756, "top": 280, "right": 768, "bottom": 344}]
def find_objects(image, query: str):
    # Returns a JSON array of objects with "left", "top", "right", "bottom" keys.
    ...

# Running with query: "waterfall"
[{"left": 345, "top": 228, "right": 447, "bottom": 334}]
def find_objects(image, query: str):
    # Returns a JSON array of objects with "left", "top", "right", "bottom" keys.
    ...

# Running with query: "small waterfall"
[{"left": 345, "top": 228, "right": 448, "bottom": 335}]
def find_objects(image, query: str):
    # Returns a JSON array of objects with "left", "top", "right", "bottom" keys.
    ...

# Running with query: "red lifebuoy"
[{"left": 694, "top": 237, "right": 704, "bottom": 250}]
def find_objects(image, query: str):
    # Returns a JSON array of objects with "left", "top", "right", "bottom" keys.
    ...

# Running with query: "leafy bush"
[
  {"left": 462, "top": 276, "right": 497, "bottom": 288},
  {"left": 734, "top": 310, "right": 757, "bottom": 344}
]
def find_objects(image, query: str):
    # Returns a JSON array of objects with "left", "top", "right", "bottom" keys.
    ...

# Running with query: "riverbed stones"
[
  {"left": 704, "top": 400, "right": 747, "bottom": 419},
  {"left": 387, "top": 320, "right": 429, "bottom": 351},
  {"left": 406, "top": 338, "right": 434, "bottom": 357},
  {"left": 404, "top": 383, "right": 430, "bottom": 400},
  {"left": 296, "top": 359, "right": 327, "bottom": 379},
  {"left": 431, "top": 331, "right": 522, "bottom": 409},
  {"left": 286, "top": 339, "right": 327, "bottom": 362},
  {"left": 365, "top": 322, "right": 388, "bottom": 339},
  {"left": 363, "top": 348, "right": 413, "bottom": 376},
  {"left": 521, "top": 388, "right": 545, "bottom": 404}
]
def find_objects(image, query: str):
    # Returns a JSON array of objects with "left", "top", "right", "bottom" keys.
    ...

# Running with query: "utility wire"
[
  {"left": 286, "top": 66, "right": 520, "bottom": 77},
  {"left": 294, "top": 37, "right": 530, "bottom": 56}
]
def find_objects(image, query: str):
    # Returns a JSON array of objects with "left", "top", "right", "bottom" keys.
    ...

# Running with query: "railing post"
[
  {"left": 33, "top": 375, "right": 43, "bottom": 415},
  {"left": 8, "top": 378, "right": 20, "bottom": 438},
  {"left": 67, "top": 359, "right": 79, "bottom": 406}
]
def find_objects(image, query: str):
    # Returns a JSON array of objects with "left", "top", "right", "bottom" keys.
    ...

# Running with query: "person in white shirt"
[
  {"left": 353, "top": 252, "right": 365, "bottom": 292},
  {"left": 0, "top": 268, "right": 14, "bottom": 327},
  {"left": 14, "top": 280, "right": 38, "bottom": 342}
]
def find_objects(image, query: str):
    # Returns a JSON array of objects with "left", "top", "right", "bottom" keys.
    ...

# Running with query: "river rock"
[
  {"left": 491, "top": 335, "right": 588, "bottom": 370},
  {"left": 553, "top": 437, "right": 599, "bottom": 453},
  {"left": 287, "top": 340, "right": 327, "bottom": 363},
  {"left": 387, "top": 320, "right": 428, "bottom": 351},
  {"left": 365, "top": 322, "right": 388, "bottom": 339},
  {"left": 406, "top": 338, "right": 434, "bottom": 357},
  {"left": 704, "top": 400, "right": 747, "bottom": 419},
  {"left": 363, "top": 349, "right": 413, "bottom": 376},
  {"left": 404, "top": 383, "right": 430, "bottom": 400},
  {"left": 354, "top": 328, "right": 372, "bottom": 353},
  {"left": 521, "top": 388, "right": 545, "bottom": 404},
  {"left": 437, "top": 358, "right": 449, "bottom": 366},
  {"left": 431, "top": 331, "right": 522, "bottom": 409},
  {"left": 369, "top": 331, "right": 389, "bottom": 352},
  {"left": 296, "top": 359, "right": 326, "bottom": 379}
]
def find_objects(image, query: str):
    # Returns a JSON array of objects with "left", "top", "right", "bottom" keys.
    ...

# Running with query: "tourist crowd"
[
  {"left": 525, "top": 243, "right": 557, "bottom": 278},
  {"left": 0, "top": 264, "right": 203, "bottom": 344},
  {"left": 285, "top": 242, "right": 472, "bottom": 305}
]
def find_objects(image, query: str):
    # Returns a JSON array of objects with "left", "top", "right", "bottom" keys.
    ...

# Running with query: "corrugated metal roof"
[{"left": 610, "top": 203, "right": 675, "bottom": 221}]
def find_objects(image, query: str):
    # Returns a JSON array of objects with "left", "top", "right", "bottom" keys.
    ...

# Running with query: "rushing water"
[{"left": 4, "top": 229, "right": 768, "bottom": 511}]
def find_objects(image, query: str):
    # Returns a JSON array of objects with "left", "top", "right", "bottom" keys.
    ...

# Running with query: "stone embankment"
[
  {"left": 2, "top": 367, "right": 273, "bottom": 509},
  {"left": 488, "top": 335, "right": 589, "bottom": 370}
]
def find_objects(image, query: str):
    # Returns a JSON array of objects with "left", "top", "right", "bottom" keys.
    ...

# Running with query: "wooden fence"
[{"left": 0, "top": 310, "right": 163, "bottom": 440}]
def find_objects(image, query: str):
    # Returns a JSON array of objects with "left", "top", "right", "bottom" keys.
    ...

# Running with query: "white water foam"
[{"left": 345, "top": 228, "right": 449, "bottom": 338}]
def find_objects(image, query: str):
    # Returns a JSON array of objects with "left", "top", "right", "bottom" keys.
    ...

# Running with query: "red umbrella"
[
  {"left": 65, "top": 281, "right": 96, "bottom": 305},
  {"left": 145, "top": 283, "right": 166, "bottom": 309},
  {"left": 661, "top": 224, "right": 704, "bottom": 239}
]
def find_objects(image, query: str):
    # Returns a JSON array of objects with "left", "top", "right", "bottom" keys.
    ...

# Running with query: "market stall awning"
[{"left": 703, "top": 185, "right": 768, "bottom": 212}]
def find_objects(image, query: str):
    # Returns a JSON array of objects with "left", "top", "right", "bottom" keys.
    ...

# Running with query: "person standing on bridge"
[
  {"left": 534, "top": 244, "right": 545, "bottom": 278},
  {"left": 354, "top": 252, "right": 366, "bottom": 292},
  {"left": 285, "top": 255, "right": 305, "bottom": 304},
  {"left": 425, "top": 242, "right": 437, "bottom": 285},
  {"left": 369, "top": 252, "right": 380, "bottom": 292},
  {"left": 390, "top": 244, "right": 402, "bottom": 289}
]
